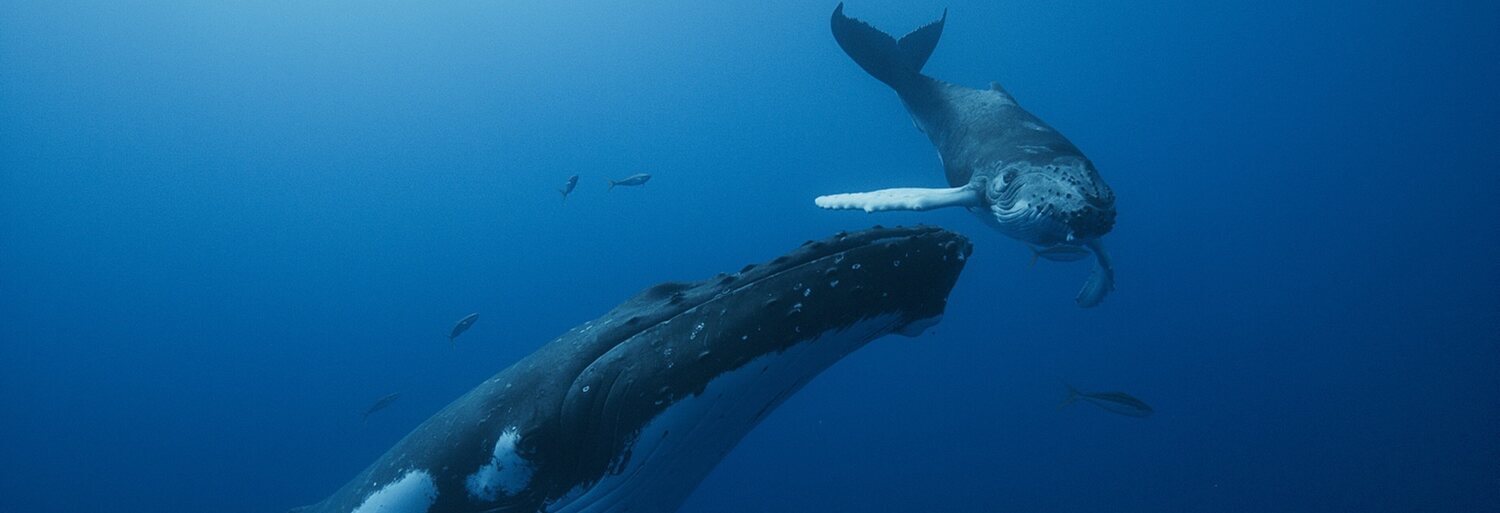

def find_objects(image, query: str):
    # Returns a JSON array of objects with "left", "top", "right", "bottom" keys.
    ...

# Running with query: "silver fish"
[
  {"left": 449, "top": 312, "right": 478, "bottom": 345},
  {"left": 607, "top": 173, "right": 651, "bottom": 191},
  {"left": 362, "top": 392, "right": 402, "bottom": 423},
  {"left": 1062, "top": 383, "right": 1153, "bottom": 418},
  {"left": 560, "top": 175, "right": 579, "bottom": 201}
]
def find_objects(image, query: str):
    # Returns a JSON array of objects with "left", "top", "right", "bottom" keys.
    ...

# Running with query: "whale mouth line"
[{"left": 989, "top": 200, "right": 1070, "bottom": 245}]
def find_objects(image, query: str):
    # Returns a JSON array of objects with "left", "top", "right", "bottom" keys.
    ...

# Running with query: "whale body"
[{"left": 292, "top": 225, "right": 971, "bottom": 513}]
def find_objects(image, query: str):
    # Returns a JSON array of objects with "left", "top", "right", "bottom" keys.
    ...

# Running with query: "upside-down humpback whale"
[
  {"left": 292, "top": 225, "right": 971, "bottom": 513},
  {"left": 816, "top": 4, "right": 1118, "bottom": 307}
]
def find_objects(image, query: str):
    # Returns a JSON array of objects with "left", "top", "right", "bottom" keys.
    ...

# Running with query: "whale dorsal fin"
[
  {"left": 814, "top": 186, "right": 979, "bottom": 213},
  {"left": 989, "top": 81, "right": 1016, "bottom": 101}
]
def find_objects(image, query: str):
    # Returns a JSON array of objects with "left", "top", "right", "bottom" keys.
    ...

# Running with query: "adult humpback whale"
[
  {"left": 293, "top": 226, "right": 971, "bottom": 513},
  {"left": 816, "top": 4, "right": 1118, "bottom": 307}
]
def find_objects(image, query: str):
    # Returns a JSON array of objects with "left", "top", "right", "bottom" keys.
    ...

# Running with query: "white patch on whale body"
[
  {"left": 466, "top": 427, "right": 533, "bottom": 501},
  {"left": 546, "top": 314, "right": 911, "bottom": 513},
  {"left": 351, "top": 469, "right": 438, "bottom": 513}
]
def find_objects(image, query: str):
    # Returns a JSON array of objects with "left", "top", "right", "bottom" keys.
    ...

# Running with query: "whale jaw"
[{"left": 545, "top": 314, "right": 910, "bottom": 513}]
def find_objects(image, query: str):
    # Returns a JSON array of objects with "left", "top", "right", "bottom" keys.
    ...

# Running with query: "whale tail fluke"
[
  {"left": 607, "top": 179, "right": 617, "bottom": 191},
  {"left": 830, "top": 3, "right": 946, "bottom": 91}
]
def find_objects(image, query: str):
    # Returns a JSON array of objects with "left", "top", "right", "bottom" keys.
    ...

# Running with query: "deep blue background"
[{"left": 3, "top": 1, "right": 1497, "bottom": 512}]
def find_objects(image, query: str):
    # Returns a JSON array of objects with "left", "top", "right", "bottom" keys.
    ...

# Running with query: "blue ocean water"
[{"left": 2, "top": 1, "right": 1497, "bottom": 511}]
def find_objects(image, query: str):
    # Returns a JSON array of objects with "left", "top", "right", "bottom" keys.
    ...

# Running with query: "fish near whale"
[
  {"left": 1062, "top": 383, "right": 1154, "bottom": 418},
  {"left": 816, "top": 4, "right": 1119, "bottom": 307},
  {"left": 607, "top": 173, "right": 651, "bottom": 191},
  {"left": 361, "top": 392, "right": 402, "bottom": 424},
  {"left": 291, "top": 226, "right": 972, "bottom": 513},
  {"left": 448, "top": 313, "right": 478, "bottom": 346}
]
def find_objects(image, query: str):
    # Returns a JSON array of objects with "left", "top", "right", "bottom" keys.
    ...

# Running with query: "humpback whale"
[
  {"left": 292, "top": 225, "right": 971, "bottom": 513},
  {"left": 816, "top": 4, "right": 1118, "bottom": 307}
]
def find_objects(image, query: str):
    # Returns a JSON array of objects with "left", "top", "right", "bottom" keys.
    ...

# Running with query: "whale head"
[
  {"left": 982, "top": 156, "right": 1116, "bottom": 247},
  {"left": 292, "top": 226, "right": 972, "bottom": 513},
  {"left": 544, "top": 225, "right": 971, "bottom": 511}
]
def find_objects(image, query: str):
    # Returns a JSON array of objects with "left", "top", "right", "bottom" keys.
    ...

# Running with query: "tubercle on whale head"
[
  {"left": 606, "top": 226, "right": 970, "bottom": 327},
  {"left": 579, "top": 225, "right": 974, "bottom": 387}
]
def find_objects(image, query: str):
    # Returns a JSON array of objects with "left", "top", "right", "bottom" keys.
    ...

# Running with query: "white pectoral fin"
[
  {"left": 1075, "top": 240, "right": 1115, "bottom": 308},
  {"left": 814, "top": 186, "right": 979, "bottom": 213}
]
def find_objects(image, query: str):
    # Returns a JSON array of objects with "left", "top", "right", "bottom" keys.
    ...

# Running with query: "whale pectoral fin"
[
  {"left": 1075, "top": 240, "right": 1115, "bottom": 308},
  {"left": 1076, "top": 265, "right": 1113, "bottom": 308},
  {"left": 814, "top": 186, "right": 978, "bottom": 213}
]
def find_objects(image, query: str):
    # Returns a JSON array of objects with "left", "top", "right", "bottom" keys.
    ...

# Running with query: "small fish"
[
  {"left": 362, "top": 392, "right": 402, "bottom": 423},
  {"left": 559, "top": 175, "right": 579, "bottom": 201},
  {"left": 607, "top": 173, "right": 651, "bottom": 191},
  {"left": 449, "top": 312, "right": 479, "bottom": 345},
  {"left": 1062, "top": 383, "right": 1153, "bottom": 418},
  {"left": 1029, "top": 244, "right": 1092, "bottom": 265}
]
